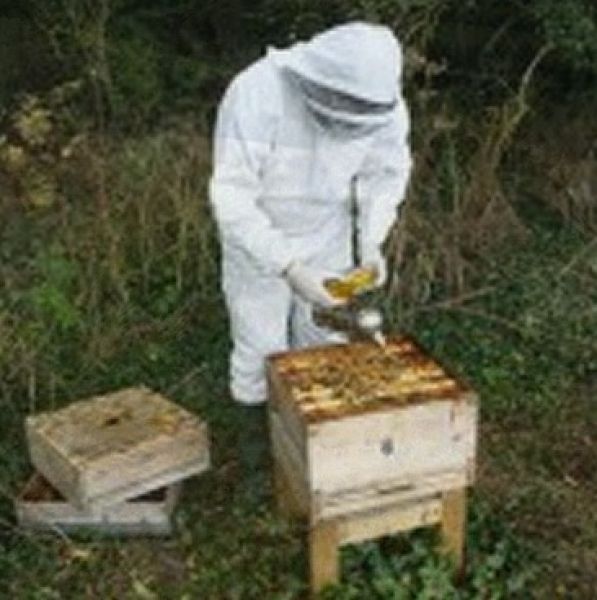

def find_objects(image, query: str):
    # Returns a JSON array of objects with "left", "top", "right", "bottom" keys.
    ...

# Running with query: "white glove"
[
  {"left": 285, "top": 261, "right": 345, "bottom": 307},
  {"left": 361, "top": 246, "right": 388, "bottom": 287}
]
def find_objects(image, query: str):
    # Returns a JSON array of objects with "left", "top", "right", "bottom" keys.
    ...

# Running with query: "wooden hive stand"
[{"left": 267, "top": 336, "right": 478, "bottom": 595}]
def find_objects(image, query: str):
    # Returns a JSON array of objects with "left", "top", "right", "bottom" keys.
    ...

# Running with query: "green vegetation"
[{"left": 1, "top": 1, "right": 596, "bottom": 598}]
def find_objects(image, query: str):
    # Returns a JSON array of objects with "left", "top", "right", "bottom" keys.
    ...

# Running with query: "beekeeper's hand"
[
  {"left": 361, "top": 246, "right": 388, "bottom": 288},
  {"left": 285, "top": 261, "right": 346, "bottom": 308}
]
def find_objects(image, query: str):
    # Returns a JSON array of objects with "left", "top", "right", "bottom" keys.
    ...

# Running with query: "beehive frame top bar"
[{"left": 268, "top": 336, "right": 474, "bottom": 423}]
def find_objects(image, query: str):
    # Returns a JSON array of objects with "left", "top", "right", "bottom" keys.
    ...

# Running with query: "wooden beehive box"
[
  {"left": 26, "top": 387, "right": 210, "bottom": 510},
  {"left": 15, "top": 473, "right": 181, "bottom": 536},
  {"left": 267, "top": 336, "right": 478, "bottom": 523}
]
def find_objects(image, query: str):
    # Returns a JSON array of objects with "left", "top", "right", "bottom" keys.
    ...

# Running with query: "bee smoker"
[{"left": 313, "top": 295, "right": 386, "bottom": 346}]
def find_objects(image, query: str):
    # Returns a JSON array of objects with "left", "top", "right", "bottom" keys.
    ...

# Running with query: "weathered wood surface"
[
  {"left": 440, "top": 488, "right": 467, "bottom": 577},
  {"left": 268, "top": 337, "right": 478, "bottom": 521},
  {"left": 270, "top": 411, "right": 310, "bottom": 517},
  {"left": 268, "top": 337, "right": 476, "bottom": 595},
  {"left": 307, "top": 495, "right": 444, "bottom": 595},
  {"left": 273, "top": 460, "right": 305, "bottom": 520},
  {"left": 26, "top": 386, "right": 210, "bottom": 509},
  {"left": 272, "top": 426, "right": 469, "bottom": 594},
  {"left": 15, "top": 473, "right": 181, "bottom": 536},
  {"left": 307, "top": 398, "right": 477, "bottom": 498},
  {"left": 309, "top": 520, "right": 339, "bottom": 594},
  {"left": 313, "top": 469, "right": 468, "bottom": 522},
  {"left": 335, "top": 495, "right": 442, "bottom": 546},
  {"left": 267, "top": 364, "right": 308, "bottom": 456},
  {"left": 271, "top": 407, "right": 469, "bottom": 522}
]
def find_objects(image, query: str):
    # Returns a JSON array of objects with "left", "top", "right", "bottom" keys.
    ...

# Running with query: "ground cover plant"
[{"left": 1, "top": 1, "right": 596, "bottom": 598}]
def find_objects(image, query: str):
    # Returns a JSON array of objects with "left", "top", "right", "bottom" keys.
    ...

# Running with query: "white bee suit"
[{"left": 209, "top": 22, "right": 412, "bottom": 404}]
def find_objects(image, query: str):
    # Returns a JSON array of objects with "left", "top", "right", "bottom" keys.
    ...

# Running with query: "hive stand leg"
[
  {"left": 310, "top": 520, "right": 339, "bottom": 595},
  {"left": 440, "top": 488, "right": 467, "bottom": 579}
]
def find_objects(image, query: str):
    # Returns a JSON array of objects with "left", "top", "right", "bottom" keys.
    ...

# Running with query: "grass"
[{"left": 1, "top": 209, "right": 595, "bottom": 599}]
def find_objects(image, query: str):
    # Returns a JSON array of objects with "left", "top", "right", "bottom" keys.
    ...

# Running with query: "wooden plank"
[
  {"left": 15, "top": 473, "right": 181, "bottom": 536},
  {"left": 337, "top": 495, "right": 442, "bottom": 546},
  {"left": 272, "top": 408, "right": 469, "bottom": 524},
  {"left": 308, "top": 399, "right": 476, "bottom": 497},
  {"left": 270, "top": 414, "right": 310, "bottom": 517},
  {"left": 440, "top": 488, "right": 467, "bottom": 577},
  {"left": 26, "top": 432, "right": 81, "bottom": 507},
  {"left": 25, "top": 387, "right": 210, "bottom": 509},
  {"left": 309, "top": 520, "right": 339, "bottom": 595},
  {"left": 314, "top": 469, "right": 467, "bottom": 522},
  {"left": 81, "top": 453, "right": 208, "bottom": 510},
  {"left": 462, "top": 398, "right": 479, "bottom": 484},
  {"left": 267, "top": 365, "right": 307, "bottom": 457},
  {"left": 269, "top": 411, "right": 308, "bottom": 477},
  {"left": 273, "top": 460, "right": 306, "bottom": 521}
]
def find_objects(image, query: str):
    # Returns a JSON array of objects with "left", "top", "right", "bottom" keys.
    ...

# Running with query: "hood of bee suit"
[{"left": 275, "top": 21, "right": 402, "bottom": 107}]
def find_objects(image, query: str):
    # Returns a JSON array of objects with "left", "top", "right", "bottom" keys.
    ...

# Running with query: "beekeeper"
[{"left": 210, "top": 22, "right": 412, "bottom": 405}]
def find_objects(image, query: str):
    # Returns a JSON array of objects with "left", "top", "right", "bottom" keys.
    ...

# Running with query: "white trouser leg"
[{"left": 224, "top": 261, "right": 292, "bottom": 405}]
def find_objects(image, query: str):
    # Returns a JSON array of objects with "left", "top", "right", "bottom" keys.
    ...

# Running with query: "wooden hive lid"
[
  {"left": 25, "top": 386, "right": 206, "bottom": 469},
  {"left": 268, "top": 335, "right": 476, "bottom": 424}
]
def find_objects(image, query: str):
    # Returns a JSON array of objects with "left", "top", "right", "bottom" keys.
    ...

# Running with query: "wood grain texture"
[
  {"left": 273, "top": 461, "right": 306, "bottom": 521},
  {"left": 267, "top": 337, "right": 477, "bottom": 511},
  {"left": 267, "top": 366, "right": 308, "bottom": 456},
  {"left": 271, "top": 402, "right": 474, "bottom": 523},
  {"left": 15, "top": 473, "right": 181, "bottom": 536},
  {"left": 273, "top": 425, "right": 469, "bottom": 594},
  {"left": 270, "top": 413, "right": 310, "bottom": 518},
  {"left": 268, "top": 338, "right": 476, "bottom": 594},
  {"left": 306, "top": 496, "right": 444, "bottom": 594},
  {"left": 440, "top": 488, "right": 467, "bottom": 577},
  {"left": 309, "top": 520, "right": 339, "bottom": 595},
  {"left": 307, "top": 399, "right": 477, "bottom": 497},
  {"left": 26, "top": 386, "right": 210, "bottom": 509},
  {"left": 336, "top": 495, "right": 442, "bottom": 546},
  {"left": 313, "top": 469, "right": 467, "bottom": 522}
]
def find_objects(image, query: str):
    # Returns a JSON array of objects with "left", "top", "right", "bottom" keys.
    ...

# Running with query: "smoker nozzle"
[
  {"left": 313, "top": 305, "right": 386, "bottom": 346},
  {"left": 355, "top": 308, "right": 386, "bottom": 346}
]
